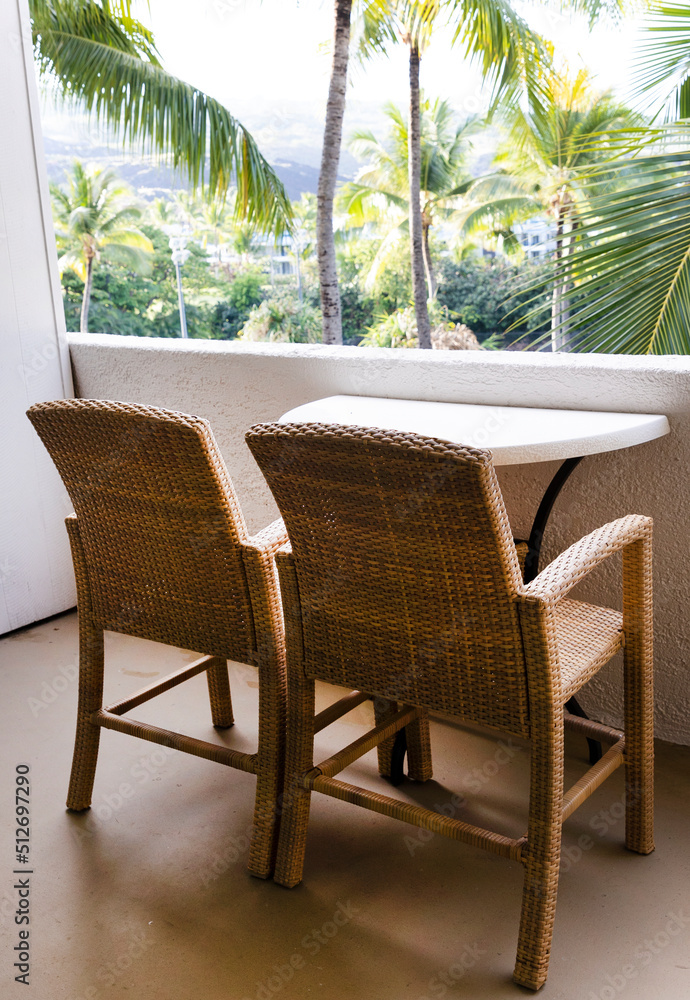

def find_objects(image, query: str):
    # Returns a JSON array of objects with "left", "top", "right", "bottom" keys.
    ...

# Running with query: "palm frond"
[
  {"left": 447, "top": 0, "right": 548, "bottom": 116},
  {"left": 566, "top": 0, "right": 630, "bottom": 27},
  {"left": 352, "top": 0, "right": 399, "bottom": 64},
  {"left": 102, "top": 240, "right": 154, "bottom": 274},
  {"left": 338, "top": 181, "right": 408, "bottom": 224},
  {"left": 632, "top": 2, "right": 690, "bottom": 120},
  {"left": 101, "top": 228, "right": 154, "bottom": 251},
  {"left": 57, "top": 248, "right": 87, "bottom": 280},
  {"left": 457, "top": 195, "right": 536, "bottom": 236},
  {"left": 363, "top": 228, "right": 408, "bottom": 292},
  {"left": 522, "top": 146, "right": 690, "bottom": 353},
  {"left": 30, "top": 0, "right": 291, "bottom": 234}
]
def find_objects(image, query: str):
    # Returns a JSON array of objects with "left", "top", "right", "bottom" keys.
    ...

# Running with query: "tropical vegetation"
[
  {"left": 340, "top": 97, "right": 475, "bottom": 300},
  {"left": 318, "top": 0, "right": 545, "bottom": 346},
  {"left": 51, "top": 161, "right": 153, "bottom": 333},
  {"left": 520, "top": 3, "right": 690, "bottom": 353},
  {"left": 460, "top": 69, "right": 639, "bottom": 349},
  {"left": 41, "top": 0, "right": 690, "bottom": 354}
]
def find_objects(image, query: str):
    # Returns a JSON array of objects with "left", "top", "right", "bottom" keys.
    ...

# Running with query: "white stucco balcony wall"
[{"left": 66, "top": 334, "right": 690, "bottom": 746}]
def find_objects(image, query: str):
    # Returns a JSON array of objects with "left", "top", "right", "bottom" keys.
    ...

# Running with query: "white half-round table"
[
  {"left": 278, "top": 395, "right": 669, "bottom": 467},
  {"left": 278, "top": 395, "right": 669, "bottom": 580},
  {"left": 278, "top": 395, "right": 670, "bottom": 769}
]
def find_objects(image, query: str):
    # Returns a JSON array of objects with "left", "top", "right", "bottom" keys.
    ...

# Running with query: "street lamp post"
[
  {"left": 167, "top": 232, "right": 191, "bottom": 338},
  {"left": 293, "top": 234, "right": 303, "bottom": 304}
]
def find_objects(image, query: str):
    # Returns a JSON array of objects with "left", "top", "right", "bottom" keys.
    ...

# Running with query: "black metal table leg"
[
  {"left": 389, "top": 728, "right": 407, "bottom": 786},
  {"left": 523, "top": 455, "right": 602, "bottom": 765},
  {"left": 523, "top": 457, "right": 584, "bottom": 585},
  {"left": 564, "top": 695, "right": 602, "bottom": 764}
]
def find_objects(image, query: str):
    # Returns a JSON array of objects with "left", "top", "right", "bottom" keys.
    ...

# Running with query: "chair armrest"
[
  {"left": 275, "top": 540, "right": 293, "bottom": 561},
  {"left": 243, "top": 517, "right": 289, "bottom": 557},
  {"left": 241, "top": 520, "right": 289, "bottom": 661},
  {"left": 522, "top": 514, "right": 652, "bottom": 605}
]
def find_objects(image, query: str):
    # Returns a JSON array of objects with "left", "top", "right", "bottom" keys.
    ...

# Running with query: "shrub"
[
  {"left": 238, "top": 289, "right": 322, "bottom": 343},
  {"left": 212, "top": 270, "right": 265, "bottom": 339},
  {"left": 359, "top": 304, "right": 487, "bottom": 350},
  {"left": 437, "top": 256, "right": 551, "bottom": 340}
]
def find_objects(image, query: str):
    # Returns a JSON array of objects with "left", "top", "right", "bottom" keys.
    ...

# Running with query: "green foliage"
[
  {"left": 632, "top": 2, "right": 690, "bottom": 120},
  {"left": 51, "top": 161, "right": 153, "bottom": 278},
  {"left": 524, "top": 146, "right": 690, "bottom": 353},
  {"left": 339, "top": 238, "right": 413, "bottom": 314},
  {"left": 238, "top": 289, "right": 323, "bottom": 344},
  {"left": 229, "top": 270, "right": 265, "bottom": 312},
  {"left": 437, "top": 255, "right": 551, "bottom": 338},
  {"left": 213, "top": 270, "right": 266, "bottom": 339},
  {"left": 359, "top": 301, "right": 490, "bottom": 349},
  {"left": 340, "top": 284, "right": 376, "bottom": 345},
  {"left": 359, "top": 306, "right": 419, "bottom": 348},
  {"left": 334, "top": 246, "right": 378, "bottom": 343},
  {"left": 52, "top": 161, "right": 155, "bottom": 331},
  {"left": 516, "top": 8, "right": 690, "bottom": 354},
  {"left": 342, "top": 97, "right": 474, "bottom": 225},
  {"left": 59, "top": 222, "right": 233, "bottom": 338},
  {"left": 460, "top": 69, "right": 640, "bottom": 253}
]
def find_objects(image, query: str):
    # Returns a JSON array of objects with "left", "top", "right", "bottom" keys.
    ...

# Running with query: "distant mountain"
[
  {"left": 270, "top": 160, "right": 321, "bottom": 200},
  {"left": 40, "top": 100, "right": 498, "bottom": 203},
  {"left": 42, "top": 134, "right": 324, "bottom": 201}
]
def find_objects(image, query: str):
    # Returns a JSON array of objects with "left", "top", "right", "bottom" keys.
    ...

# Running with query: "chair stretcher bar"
[{"left": 94, "top": 709, "right": 258, "bottom": 773}]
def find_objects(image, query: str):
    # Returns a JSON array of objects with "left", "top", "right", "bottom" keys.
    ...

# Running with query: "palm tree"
[
  {"left": 407, "top": 25, "right": 433, "bottom": 346},
  {"left": 522, "top": 3, "right": 690, "bottom": 354},
  {"left": 341, "top": 98, "right": 474, "bottom": 299},
  {"left": 320, "top": 0, "right": 631, "bottom": 347},
  {"left": 350, "top": 0, "right": 547, "bottom": 347},
  {"left": 171, "top": 191, "right": 234, "bottom": 265},
  {"left": 461, "top": 69, "right": 638, "bottom": 349},
  {"left": 318, "top": 0, "right": 453, "bottom": 344},
  {"left": 318, "top": 0, "right": 354, "bottom": 344},
  {"left": 290, "top": 193, "right": 318, "bottom": 303},
  {"left": 30, "top": 0, "right": 291, "bottom": 235},
  {"left": 51, "top": 161, "right": 153, "bottom": 333}
]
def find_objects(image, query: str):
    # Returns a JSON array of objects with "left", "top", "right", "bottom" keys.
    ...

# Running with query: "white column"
[{"left": 0, "top": 0, "right": 76, "bottom": 633}]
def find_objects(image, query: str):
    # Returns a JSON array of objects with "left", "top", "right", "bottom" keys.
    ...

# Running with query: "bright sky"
[{"left": 134, "top": 0, "right": 641, "bottom": 118}]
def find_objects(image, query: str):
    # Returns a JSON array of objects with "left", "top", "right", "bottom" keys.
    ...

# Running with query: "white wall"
[
  {"left": 0, "top": 0, "right": 75, "bottom": 633},
  {"left": 67, "top": 334, "right": 690, "bottom": 745}
]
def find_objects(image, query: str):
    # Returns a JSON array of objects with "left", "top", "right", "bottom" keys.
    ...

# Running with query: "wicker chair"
[
  {"left": 27, "top": 399, "right": 287, "bottom": 879},
  {"left": 245, "top": 421, "right": 655, "bottom": 990}
]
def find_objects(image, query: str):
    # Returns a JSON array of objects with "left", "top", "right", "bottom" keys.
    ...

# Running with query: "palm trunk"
[
  {"left": 317, "top": 0, "right": 352, "bottom": 346},
  {"left": 408, "top": 44, "right": 432, "bottom": 349},
  {"left": 551, "top": 207, "right": 571, "bottom": 352},
  {"left": 421, "top": 218, "right": 437, "bottom": 300},
  {"left": 80, "top": 255, "right": 94, "bottom": 334}
]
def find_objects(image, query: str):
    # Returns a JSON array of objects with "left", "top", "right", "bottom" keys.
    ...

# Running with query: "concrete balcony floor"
[{"left": 1, "top": 610, "right": 688, "bottom": 1000}]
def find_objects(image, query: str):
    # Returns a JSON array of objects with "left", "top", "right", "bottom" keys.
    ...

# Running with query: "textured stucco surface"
[{"left": 67, "top": 334, "right": 690, "bottom": 744}]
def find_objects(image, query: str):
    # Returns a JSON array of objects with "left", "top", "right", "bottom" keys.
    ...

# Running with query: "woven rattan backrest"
[
  {"left": 28, "top": 399, "right": 255, "bottom": 660},
  {"left": 247, "top": 422, "right": 530, "bottom": 736}
]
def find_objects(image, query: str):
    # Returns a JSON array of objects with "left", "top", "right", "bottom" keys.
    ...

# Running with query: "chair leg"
[
  {"left": 513, "top": 715, "right": 564, "bottom": 990},
  {"left": 248, "top": 657, "right": 286, "bottom": 880},
  {"left": 623, "top": 537, "right": 655, "bottom": 855},
  {"left": 406, "top": 710, "right": 433, "bottom": 782},
  {"left": 66, "top": 617, "right": 104, "bottom": 812},
  {"left": 273, "top": 671, "right": 316, "bottom": 889},
  {"left": 374, "top": 700, "right": 433, "bottom": 783},
  {"left": 206, "top": 657, "right": 234, "bottom": 728},
  {"left": 373, "top": 698, "right": 398, "bottom": 778}
]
